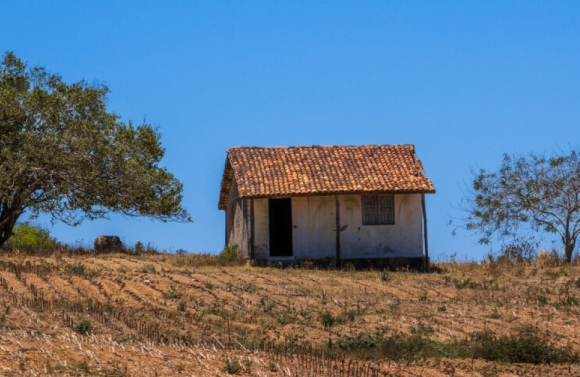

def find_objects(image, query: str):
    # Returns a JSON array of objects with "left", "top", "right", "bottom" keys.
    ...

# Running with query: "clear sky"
[{"left": 1, "top": 1, "right": 579, "bottom": 260}]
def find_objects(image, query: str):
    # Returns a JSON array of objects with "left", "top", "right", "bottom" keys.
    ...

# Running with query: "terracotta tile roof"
[{"left": 218, "top": 144, "right": 435, "bottom": 209}]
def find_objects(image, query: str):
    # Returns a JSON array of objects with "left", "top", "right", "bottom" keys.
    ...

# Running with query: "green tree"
[
  {"left": 461, "top": 149, "right": 580, "bottom": 263},
  {"left": 0, "top": 52, "right": 190, "bottom": 247}
]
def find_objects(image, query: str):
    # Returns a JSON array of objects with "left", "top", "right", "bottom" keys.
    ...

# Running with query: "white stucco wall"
[
  {"left": 290, "top": 196, "right": 336, "bottom": 260},
  {"left": 339, "top": 194, "right": 424, "bottom": 258},
  {"left": 251, "top": 193, "right": 424, "bottom": 260},
  {"left": 253, "top": 198, "right": 269, "bottom": 259},
  {"left": 225, "top": 180, "right": 250, "bottom": 258}
]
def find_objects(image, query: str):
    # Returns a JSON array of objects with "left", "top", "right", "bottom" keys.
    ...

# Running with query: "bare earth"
[{"left": 0, "top": 253, "right": 579, "bottom": 376}]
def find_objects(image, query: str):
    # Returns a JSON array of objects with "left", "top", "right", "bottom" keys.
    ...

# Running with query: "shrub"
[
  {"left": 410, "top": 321, "right": 434, "bottom": 335},
  {"left": 300, "top": 260, "right": 316, "bottom": 270},
  {"left": 203, "top": 281, "right": 214, "bottom": 290},
  {"left": 5, "top": 223, "right": 59, "bottom": 252},
  {"left": 222, "top": 356, "right": 242, "bottom": 374},
  {"left": 455, "top": 278, "right": 480, "bottom": 289},
  {"left": 218, "top": 245, "right": 243, "bottom": 266},
  {"left": 467, "top": 326, "right": 579, "bottom": 364},
  {"left": 74, "top": 320, "right": 94, "bottom": 335},
  {"left": 379, "top": 333, "right": 435, "bottom": 360},
  {"left": 69, "top": 262, "right": 88, "bottom": 276},
  {"left": 321, "top": 311, "right": 336, "bottom": 328},
  {"left": 134, "top": 241, "right": 145, "bottom": 253},
  {"left": 380, "top": 269, "right": 391, "bottom": 281},
  {"left": 332, "top": 326, "right": 579, "bottom": 364},
  {"left": 497, "top": 238, "right": 538, "bottom": 264},
  {"left": 337, "top": 332, "right": 382, "bottom": 351},
  {"left": 163, "top": 288, "right": 182, "bottom": 299},
  {"left": 485, "top": 309, "right": 501, "bottom": 319}
]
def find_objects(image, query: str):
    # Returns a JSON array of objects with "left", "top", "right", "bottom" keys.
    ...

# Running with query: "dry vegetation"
[{"left": 0, "top": 251, "right": 579, "bottom": 376}]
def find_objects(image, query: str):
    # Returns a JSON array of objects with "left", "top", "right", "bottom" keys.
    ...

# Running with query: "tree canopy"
[
  {"left": 461, "top": 149, "right": 580, "bottom": 263},
  {"left": 0, "top": 52, "right": 190, "bottom": 247}
]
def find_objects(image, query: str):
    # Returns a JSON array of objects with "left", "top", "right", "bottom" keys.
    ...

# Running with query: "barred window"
[{"left": 362, "top": 194, "right": 394, "bottom": 225}]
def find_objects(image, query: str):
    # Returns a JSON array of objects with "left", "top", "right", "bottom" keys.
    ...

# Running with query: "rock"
[{"left": 94, "top": 236, "right": 124, "bottom": 253}]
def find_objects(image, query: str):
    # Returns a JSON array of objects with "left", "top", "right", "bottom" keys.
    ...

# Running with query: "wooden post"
[
  {"left": 335, "top": 195, "right": 341, "bottom": 268},
  {"left": 249, "top": 199, "right": 255, "bottom": 260},
  {"left": 422, "top": 193, "right": 430, "bottom": 272},
  {"left": 224, "top": 210, "right": 228, "bottom": 248}
]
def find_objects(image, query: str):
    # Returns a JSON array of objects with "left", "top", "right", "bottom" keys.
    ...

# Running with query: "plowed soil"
[{"left": 0, "top": 253, "right": 579, "bottom": 376}]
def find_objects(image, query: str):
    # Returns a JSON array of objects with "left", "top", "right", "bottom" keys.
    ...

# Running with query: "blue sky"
[{"left": 2, "top": 1, "right": 579, "bottom": 260}]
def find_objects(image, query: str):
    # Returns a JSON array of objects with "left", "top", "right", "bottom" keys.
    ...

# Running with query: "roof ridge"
[{"left": 228, "top": 144, "right": 415, "bottom": 150}]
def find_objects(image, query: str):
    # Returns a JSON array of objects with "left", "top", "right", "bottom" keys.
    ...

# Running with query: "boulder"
[{"left": 94, "top": 236, "right": 124, "bottom": 253}]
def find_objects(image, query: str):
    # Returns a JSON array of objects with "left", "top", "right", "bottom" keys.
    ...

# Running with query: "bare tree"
[{"left": 461, "top": 149, "right": 580, "bottom": 263}]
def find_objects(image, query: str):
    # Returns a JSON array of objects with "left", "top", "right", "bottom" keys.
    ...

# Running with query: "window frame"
[{"left": 361, "top": 194, "right": 395, "bottom": 225}]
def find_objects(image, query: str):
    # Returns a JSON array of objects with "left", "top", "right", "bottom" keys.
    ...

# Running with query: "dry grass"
[{"left": 0, "top": 252, "right": 579, "bottom": 376}]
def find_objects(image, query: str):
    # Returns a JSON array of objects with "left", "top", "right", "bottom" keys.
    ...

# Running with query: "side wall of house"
[
  {"left": 225, "top": 180, "right": 250, "bottom": 259},
  {"left": 252, "top": 193, "right": 424, "bottom": 261},
  {"left": 253, "top": 198, "right": 270, "bottom": 259},
  {"left": 339, "top": 194, "right": 423, "bottom": 258}
]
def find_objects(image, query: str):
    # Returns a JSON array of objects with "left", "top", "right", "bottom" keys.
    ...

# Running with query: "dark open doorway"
[{"left": 269, "top": 198, "right": 293, "bottom": 257}]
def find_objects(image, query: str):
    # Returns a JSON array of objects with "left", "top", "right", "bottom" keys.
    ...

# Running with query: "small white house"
[{"left": 218, "top": 144, "right": 435, "bottom": 269}]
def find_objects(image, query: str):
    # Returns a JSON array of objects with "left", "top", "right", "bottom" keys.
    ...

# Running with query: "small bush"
[
  {"left": 73, "top": 358, "right": 90, "bottom": 372},
  {"left": 134, "top": 241, "right": 145, "bottom": 253},
  {"left": 467, "top": 326, "right": 579, "bottom": 364},
  {"left": 242, "top": 358, "right": 253, "bottom": 373},
  {"left": 138, "top": 264, "right": 156, "bottom": 273},
  {"left": 242, "top": 283, "right": 258, "bottom": 292},
  {"left": 380, "top": 333, "right": 435, "bottom": 360},
  {"left": 410, "top": 321, "right": 434, "bottom": 335},
  {"left": 5, "top": 223, "right": 60, "bottom": 253},
  {"left": 222, "top": 356, "right": 242, "bottom": 374},
  {"left": 343, "top": 263, "right": 356, "bottom": 272},
  {"left": 456, "top": 278, "right": 480, "bottom": 289},
  {"left": 300, "top": 260, "right": 316, "bottom": 270},
  {"left": 321, "top": 311, "right": 336, "bottom": 328},
  {"left": 268, "top": 359, "right": 277, "bottom": 372},
  {"left": 380, "top": 269, "right": 391, "bottom": 281},
  {"left": 69, "top": 262, "right": 86, "bottom": 276},
  {"left": 485, "top": 309, "right": 501, "bottom": 319},
  {"left": 163, "top": 288, "right": 182, "bottom": 299},
  {"left": 557, "top": 281, "right": 579, "bottom": 307},
  {"left": 218, "top": 245, "right": 243, "bottom": 266},
  {"left": 258, "top": 297, "right": 275, "bottom": 312},
  {"left": 74, "top": 320, "right": 94, "bottom": 335},
  {"left": 498, "top": 239, "right": 537, "bottom": 264},
  {"left": 203, "top": 281, "right": 214, "bottom": 290},
  {"left": 337, "top": 332, "right": 382, "bottom": 351}
]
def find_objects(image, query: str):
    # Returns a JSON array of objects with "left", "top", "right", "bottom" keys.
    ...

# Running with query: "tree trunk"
[
  {"left": 0, "top": 204, "right": 19, "bottom": 248},
  {"left": 0, "top": 220, "right": 17, "bottom": 248},
  {"left": 564, "top": 238, "right": 575, "bottom": 264}
]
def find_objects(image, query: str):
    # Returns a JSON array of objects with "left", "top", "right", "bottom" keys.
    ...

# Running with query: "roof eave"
[
  {"left": 237, "top": 189, "right": 436, "bottom": 200},
  {"left": 217, "top": 155, "right": 234, "bottom": 210}
]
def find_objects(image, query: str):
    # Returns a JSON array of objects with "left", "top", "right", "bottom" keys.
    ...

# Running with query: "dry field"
[{"left": 0, "top": 252, "right": 579, "bottom": 376}]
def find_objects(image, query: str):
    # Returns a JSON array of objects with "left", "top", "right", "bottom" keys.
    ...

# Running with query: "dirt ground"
[{"left": 0, "top": 253, "right": 579, "bottom": 376}]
